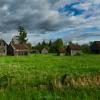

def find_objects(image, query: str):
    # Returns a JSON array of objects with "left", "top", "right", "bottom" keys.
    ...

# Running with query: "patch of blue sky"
[
  {"left": 58, "top": 2, "right": 85, "bottom": 16},
  {"left": 84, "top": 27, "right": 100, "bottom": 33},
  {"left": 84, "top": 36, "right": 100, "bottom": 41},
  {"left": 47, "top": 31, "right": 68, "bottom": 39}
]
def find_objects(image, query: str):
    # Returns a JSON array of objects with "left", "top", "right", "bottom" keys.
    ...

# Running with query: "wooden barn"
[
  {"left": 90, "top": 41, "right": 100, "bottom": 54},
  {"left": 58, "top": 48, "right": 65, "bottom": 56},
  {"left": 8, "top": 36, "right": 30, "bottom": 56},
  {"left": 66, "top": 44, "right": 82, "bottom": 56},
  {"left": 0, "top": 39, "right": 7, "bottom": 55}
]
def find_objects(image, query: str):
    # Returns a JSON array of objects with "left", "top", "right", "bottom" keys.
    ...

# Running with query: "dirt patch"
[
  {"left": 47, "top": 74, "right": 100, "bottom": 90},
  {"left": 61, "top": 74, "right": 100, "bottom": 87}
]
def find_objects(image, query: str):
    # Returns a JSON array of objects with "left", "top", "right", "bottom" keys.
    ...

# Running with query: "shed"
[
  {"left": 58, "top": 48, "right": 65, "bottom": 56},
  {"left": 66, "top": 44, "right": 82, "bottom": 55},
  {"left": 41, "top": 48, "right": 48, "bottom": 54},
  {"left": 90, "top": 41, "right": 100, "bottom": 54}
]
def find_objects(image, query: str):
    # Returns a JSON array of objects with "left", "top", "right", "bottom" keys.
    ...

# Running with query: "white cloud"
[{"left": 0, "top": 0, "right": 100, "bottom": 45}]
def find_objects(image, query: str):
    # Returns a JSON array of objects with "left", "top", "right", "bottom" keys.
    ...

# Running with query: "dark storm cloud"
[{"left": 0, "top": 0, "right": 72, "bottom": 34}]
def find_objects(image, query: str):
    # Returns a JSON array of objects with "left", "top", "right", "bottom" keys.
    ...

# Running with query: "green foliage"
[
  {"left": 41, "top": 40, "right": 49, "bottom": 50},
  {"left": 27, "top": 43, "right": 32, "bottom": 50},
  {"left": 0, "top": 87, "right": 99, "bottom": 100},
  {"left": 49, "top": 40, "right": 52, "bottom": 47},
  {"left": 48, "top": 40, "right": 52, "bottom": 53},
  {"left": 81, "top": 44, "right": 91, "bottom": 54},
  {"left": 42, "top": 40, "right": 46, "bottom": 46},
  {"left": 90, "top": 41, "right": 100, "bottom": 54},
  {"left": 34, "top": 39, "right": 64, "bottom": 53},
  {"left": 54, "top": 38, "right": 63, "bottom": 51},
  {"left": 18, "top": 26, "right": 27, "bottom": 43},
  {"left": 34, "top": 42, "right": 41, "bottom": 53},
  {"left": 35, "top": 41, "right": 49, "bottom": 53},
  {"left": 68, "top": 41, "right": 73, "bottom": 45}
]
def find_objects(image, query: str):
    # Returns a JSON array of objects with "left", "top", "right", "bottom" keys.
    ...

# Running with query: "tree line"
[
  {"left": 18, "top": 26, "right": 99, "bottom": 54},
  {"left": 33, "top": 39, "right": 99, "bottom": 54},
  {"left": 33, "top": 39, "right": 64, "bottom": 53}
]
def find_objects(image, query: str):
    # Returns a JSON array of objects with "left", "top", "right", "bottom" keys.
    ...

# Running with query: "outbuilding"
[
  {"left": 58, "top": 48, "right": 65, "bottom": 56},
  {"left": 41, "top": 48, "right": 48, "bottom": 54},
  {"left": 66, "top": 44, "right": 82, "bottom": 56},
  {"left": 90, "top": 41, "right": 100, "bottom": 54}
]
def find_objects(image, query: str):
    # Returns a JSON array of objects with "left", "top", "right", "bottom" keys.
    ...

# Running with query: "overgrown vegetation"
[
  {"left": 0, "top": 54, "right": 100, "bottom": 99},
  {"left": 34, "top": 38, "right": 64, "bottom": 53}
]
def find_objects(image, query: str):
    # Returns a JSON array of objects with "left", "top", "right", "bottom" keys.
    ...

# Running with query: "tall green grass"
[{"left": 0, "top": 54, "right": 99, "bottom": 100}]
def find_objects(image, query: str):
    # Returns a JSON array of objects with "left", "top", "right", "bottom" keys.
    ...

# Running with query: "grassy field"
[{"left": 0, "top": 54, "right": 100, "bottom": 100}]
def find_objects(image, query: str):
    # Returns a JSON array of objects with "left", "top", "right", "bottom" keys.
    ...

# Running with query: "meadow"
[{"left": 0, "top": 54, "right": 100, "bottom": 100}]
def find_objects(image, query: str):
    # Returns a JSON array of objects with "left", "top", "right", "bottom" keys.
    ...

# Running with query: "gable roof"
[
  {"left": 91, "top": 41, "right": 100, "bottom": 51},
  {"left": 42, "top": 48, "right": 48, "bottom": 51},
  {"left": 67, "top": 44, "right": 81, "bottom": 50},
  {"left": 0, "top": 39, "right": 7, "bottom": 46},
  {"left": 11, "top": 43, "right": 29, "bottom": 51},
  {"left": 59, "top": 48, "right": 65, "bottom": 53},
  {"left": 94, "top": 41, "right": 100, "bottom": 48}
]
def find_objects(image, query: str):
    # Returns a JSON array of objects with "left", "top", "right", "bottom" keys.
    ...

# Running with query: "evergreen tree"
[
  {"left": 41, "top": 40, "right": 49, "bottom": 50},
  {"left": 18, "top": 26, "right": 27, "bottom": 43},
  {"left": 68, "top": 41, "right": 73, "bottom": 45},
  {"left": 48, "top": 40, "right": 52, "bottom": 53},
  {"left": 49, "top": 40, "right": 52, "bottom": 47},
  {"left": 42, "top": 40, "right": 46, "bottom": 46},
  {"left": 27, "top": 43, "right": 32, "bottom": 50},
  {"left": 37, "top": 42, "right": 42, "bottom": 52}
]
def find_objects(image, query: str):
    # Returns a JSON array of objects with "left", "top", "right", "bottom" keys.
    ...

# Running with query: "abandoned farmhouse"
[
  {"left": 7, "top": 36, "right": 30, "bottom": 56},
  {"left": 0, "top": 36, "right": 31, "bottom": 56}
]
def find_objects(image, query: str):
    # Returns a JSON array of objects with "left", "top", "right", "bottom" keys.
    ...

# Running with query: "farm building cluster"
[
  {"left": 32, "top": 41, "right": 100, "bottom": 56},
  {"left": 0, "top": 36, "right": 100, "bottom": 56},
  {"left": 33, "top": 44, "right": 82, "bottom": 56},
  {"left": 33, "top": 42, "right": 83, "bottom": 56}
]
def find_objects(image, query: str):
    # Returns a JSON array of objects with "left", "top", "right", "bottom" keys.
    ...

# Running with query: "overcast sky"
[{"left": 0, "top": 0, "right": 100, "bottom": 45}]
